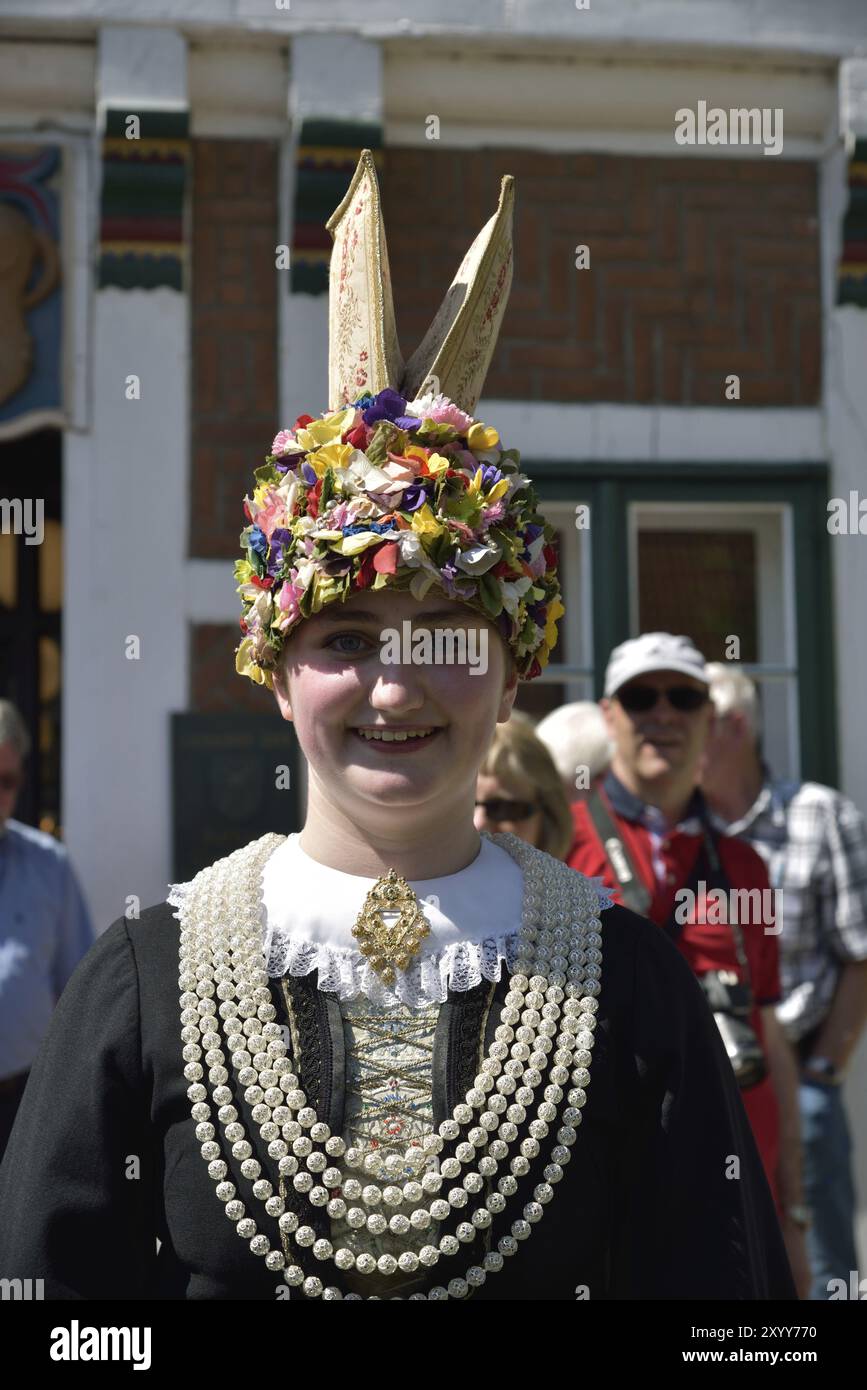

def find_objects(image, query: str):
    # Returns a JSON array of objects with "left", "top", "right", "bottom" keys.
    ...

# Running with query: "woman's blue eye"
[{"left": 326, "top": 632, "right": 370, "bottom": 655}]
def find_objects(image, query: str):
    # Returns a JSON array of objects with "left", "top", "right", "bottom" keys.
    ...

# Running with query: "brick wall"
[
  {"left": 190, "top": 138, "right": 279, "bottom": 559},
  {"left": 382, "top": 147, "right": 821, "bottom": 406},
  {"left": 190, "top": 138, "right": 280, "bottom": 712}
]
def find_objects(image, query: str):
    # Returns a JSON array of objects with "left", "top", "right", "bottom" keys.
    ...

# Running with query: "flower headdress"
[{"left": 235, "top": 152, "right": 564, "bottom": 691}]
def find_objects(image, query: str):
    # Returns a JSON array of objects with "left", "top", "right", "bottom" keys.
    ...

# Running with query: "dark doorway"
[{"left": 0, "top": 428, "right": 62, "bottom": 832}]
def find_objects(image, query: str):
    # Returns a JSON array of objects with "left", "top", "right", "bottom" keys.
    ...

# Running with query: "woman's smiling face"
[{"left": 271, "top": 588, "right": 519, "bottom": 821}]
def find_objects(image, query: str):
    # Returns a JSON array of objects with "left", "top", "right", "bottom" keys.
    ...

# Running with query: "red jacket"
[{"left": 568, "top": 773, "right": 781, "bottom": 1206}]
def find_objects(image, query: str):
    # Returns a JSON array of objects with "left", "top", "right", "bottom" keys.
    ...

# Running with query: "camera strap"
[
  {"left": 693, "top": 824, "right": 754, "bottom": 994},
  {"left": 585, "top": 787, "right": 652, "bottom": 917}
]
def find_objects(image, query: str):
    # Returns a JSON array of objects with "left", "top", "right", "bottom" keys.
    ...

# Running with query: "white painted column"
[
  {"left": 279, "top": 34, "right": 383, "bottom": 423},
  {"left": 824, "top": 60, "right": 867, "bottom": 818},
  {"left": 820, "top": 56, "right": 867, "bottom": 1271},
  {"left": 63, "top": 26, "right": 189, "bottom": 934}
]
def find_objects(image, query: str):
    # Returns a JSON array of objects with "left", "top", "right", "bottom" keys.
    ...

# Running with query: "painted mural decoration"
[{"left": 0, "top": 144, "right": 63, "bottom": 434}]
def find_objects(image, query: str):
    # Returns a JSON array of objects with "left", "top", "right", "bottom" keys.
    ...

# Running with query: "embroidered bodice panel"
[
  {"left": 340, "top": 994, "right": 438, "bottom": 1161},
  {"left": 330, "top": 994, "right": 442, "bottom": 1296}
]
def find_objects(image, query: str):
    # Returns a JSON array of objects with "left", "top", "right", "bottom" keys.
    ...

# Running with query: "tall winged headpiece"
[
  {"left": 235, "top": 150, "right": 565, "bottom": 692},
  {"left": 326, "top": 149, "right": 514, "bottom": 415}
]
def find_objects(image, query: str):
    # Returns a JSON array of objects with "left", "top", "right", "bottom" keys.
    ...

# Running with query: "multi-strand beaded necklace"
[{"left": 176, "top": 830, "right": 603, "bottom": 1300}]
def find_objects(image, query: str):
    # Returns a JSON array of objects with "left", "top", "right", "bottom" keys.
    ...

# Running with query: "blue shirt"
[{"left": 0, "top": 818, "right": 95, "bottom": 1078}]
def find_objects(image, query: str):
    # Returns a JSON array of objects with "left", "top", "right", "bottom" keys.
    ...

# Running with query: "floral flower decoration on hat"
[
  {"left": 235, "top": 387, "right": 564, "bottom": 690},
  {"left": 235, "top": 149, "right": 565, "bottom": 689}
]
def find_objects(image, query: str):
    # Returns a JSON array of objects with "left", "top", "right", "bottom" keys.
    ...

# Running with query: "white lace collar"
[{"left": 168, "top": 831, "right": 614, "bottom": 1009}]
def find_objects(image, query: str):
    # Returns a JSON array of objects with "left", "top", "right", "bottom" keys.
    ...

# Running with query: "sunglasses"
[
  {"left": 0, "top": 773, "right": 22, "bottom": 792},
  {"left": 475, "top": 798, "right": 538, "bottom": 822},
  {"left": 616, "top": 683, "right": 709, "bottom": 714}
]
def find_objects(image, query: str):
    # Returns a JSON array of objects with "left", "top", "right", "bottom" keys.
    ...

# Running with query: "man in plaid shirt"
[{"left": 701, "top": 663, "right": 867, "bottom": 1300}]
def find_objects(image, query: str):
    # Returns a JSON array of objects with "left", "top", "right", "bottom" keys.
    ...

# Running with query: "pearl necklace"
[{"left": 177, "top": 830, "right": 603, "bottom": 1300}]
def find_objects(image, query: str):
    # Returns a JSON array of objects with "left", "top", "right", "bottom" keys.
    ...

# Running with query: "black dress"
[{"left": 0, "top": 896, "right": 796, "bottom": 1300}]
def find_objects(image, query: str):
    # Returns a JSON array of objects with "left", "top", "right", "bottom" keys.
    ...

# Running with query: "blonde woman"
[{"left": 475, "top": 716, "right": 574, "bottom": 860}]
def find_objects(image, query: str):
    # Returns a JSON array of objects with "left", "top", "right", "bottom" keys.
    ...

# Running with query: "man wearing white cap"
[{"left": 567, "top": 633, "right": 810, "bottom": 1297}]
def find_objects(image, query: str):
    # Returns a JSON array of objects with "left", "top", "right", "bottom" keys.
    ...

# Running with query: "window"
[
  {"left": 0, "top": 429, "right": 63, "bottom": 834},
  {"left": 629, "top": 501, "right": 800, "bottom": 779},
  {"left": 513, "top": 498, "right": 594, "bottom": 720},
  {"left": 523, "top": 463, "right": 835, "bottom": 786}
]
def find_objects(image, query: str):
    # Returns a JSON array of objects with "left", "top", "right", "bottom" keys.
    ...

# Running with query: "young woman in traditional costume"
[{"left": 0, "top": 155, "right": 795, "bottom": 1301}]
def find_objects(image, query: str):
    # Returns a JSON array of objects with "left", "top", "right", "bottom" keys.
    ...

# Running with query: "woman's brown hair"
[{"left": 480, "top": 714, "right": 574, "bottom": 861}]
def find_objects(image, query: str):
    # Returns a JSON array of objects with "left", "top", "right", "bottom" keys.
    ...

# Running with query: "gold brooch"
[{"left": 351, "top": 869, "right": 431, "bottom": 986}]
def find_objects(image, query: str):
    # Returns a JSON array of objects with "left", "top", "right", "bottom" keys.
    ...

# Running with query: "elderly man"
[
  {"left": 700, "top": 662, "right": 867, "bottom": 1301},
  {"left": 0, "top": 700, "right": 94, "bottom": 1158},
  {"left": 535, "top": 701, "right": 612, "bottom": 804},
  {"left": 567, "top": 633, "right": 810, "bottom": 1296}
]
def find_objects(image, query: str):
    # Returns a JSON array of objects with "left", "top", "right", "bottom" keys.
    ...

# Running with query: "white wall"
[
  {"left": 61, "top": 27, "right": 190, "bottom": 933},
  {"left": 2, "top": 0, "right": 867, "bottom": 58},
  {"left": 63, "top": 288, "right": 189, "bottom": 933},
  {"left": 820, "top": 95, "right": 867, "bottom": 1269}
]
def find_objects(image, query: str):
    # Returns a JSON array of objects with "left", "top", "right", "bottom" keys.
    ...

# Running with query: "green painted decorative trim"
[
  {"left": 290, "top": 118, "right": 383, "bottom": 297},
  {"left": 98, "top": 251, "right": 184, "bottom": 290},
  {"left": 103, "top": 108, "right": 189, "bottom": 140},
  {"left": 290, "top": 261, "right": 331, "bottom": 295},
  {"left": 837, "top": 277, "right": 867, "bottom": 308},
  {"left": 527, "top": 459, "right": 828, "bottom": 481},
  {"left": 298, "top": 119, "right": 382, "bottom": 150},
  {"left": 98, "top": 105, "right": 189, "bottom": 291}
]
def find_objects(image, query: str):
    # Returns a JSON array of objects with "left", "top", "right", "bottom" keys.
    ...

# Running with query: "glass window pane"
[
  {"left": 0, "top": 532, "right": 15, "bottom": 608},
  {"left": 516, "top": 678, "right": 568, "bottom": 722},
  {"left": 631, "top": 502, "right": 799, "bottom": 779},
  {"left": 39, "top": 635, "right": 61, "bottom": 836},
  {"left": 39, "top": 518, "right": 63, "bottom": 613},
  {"left": 637, "top": 530, "right": 758, "bottom": 662},
  {"left": 514, "top": 500, "right": 594, "bottom": 720}
]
